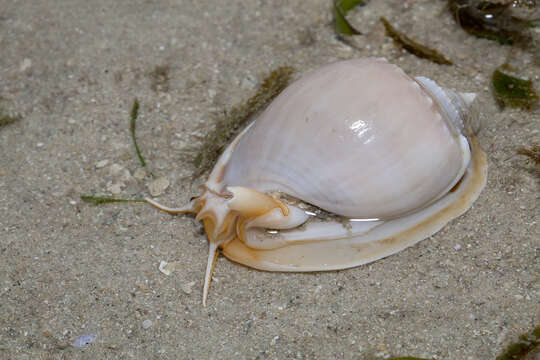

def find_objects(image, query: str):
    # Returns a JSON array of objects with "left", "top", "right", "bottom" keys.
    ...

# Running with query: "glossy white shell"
[{"left": 220, "top": 58, "right": 470, "bottom": 219}]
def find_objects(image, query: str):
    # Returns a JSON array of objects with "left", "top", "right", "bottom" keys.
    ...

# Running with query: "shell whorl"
[{"left": 415, "top": 76, "right": 475, "bottom": 137}]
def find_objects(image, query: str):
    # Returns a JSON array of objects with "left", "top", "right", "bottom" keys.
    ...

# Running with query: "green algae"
[
  {"left": 129, "top": 98, "right": 147, "bottom": 167},
  {"left": 334, "top": 0, "right": 365, "bottom": 36},
  {"left": 80, "top": 195, "right": 147, "bottom": 205},
  {"left": 0, "top": 112, "right": 21, "bottom": 128},
  {"left": 496, "top": 326, "right": 540, "bottom": 360},
  {"left": 0, "top": 98, "right": 22, "bottom": 128},
  {"left": 193, "top": 66, "right": 295, "bottom": 176},
  {"left": 492, "top": 68, "right": 539, "bottom": 110}
]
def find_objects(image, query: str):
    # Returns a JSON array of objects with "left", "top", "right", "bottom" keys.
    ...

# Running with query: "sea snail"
[{"left": 147, "top": 58, "right": 488, "bottom": 306}]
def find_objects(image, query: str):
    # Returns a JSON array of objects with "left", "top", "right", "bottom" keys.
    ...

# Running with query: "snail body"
[{"left": 148, "top": 58, "right": 487, "bottom": 305}]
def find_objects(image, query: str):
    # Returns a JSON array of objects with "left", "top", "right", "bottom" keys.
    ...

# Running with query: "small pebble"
[
  {"left": 142, "top": 319, "right": 153, "bottom": 329},
  {"left": 72, "top": 333, "right": 97, "bottom": 347},
  {"left": 95, "top": 159, "right": 109, "bottom": 169},
  {"left": 241, "top": 76, "right": 257, "bottom": 90},
  {"left": 454, "top": 244, "right": 462, "bottom": 251},
  {"left": 148, "top": 177, "right": 169, "bottom": 197},
  {"left": 181, "top": 281, "right": 196, "bottom": 295},
  {"left": 36, "top": 142, "right": 44, "bottom": 148},
  {"left": 109, "top": 164, "right": 125, "bottom": 177},
  {"left": 158, "top": 260, "right": 171, "bottom": 276},
  {"left": 109, "top": 164, "right": 133, "bottom": 183},
  {"left": 107, "top": 183, "right": 123, "bottom": 195},
  {"left": 134, "top": 168, "right": 146, "bottom": 181},
  {"left": 20, "top": 58, "right": 32, "bottom": 72},
  {"left": 159, "top": 260, "right": 182, "bottom": 276}
]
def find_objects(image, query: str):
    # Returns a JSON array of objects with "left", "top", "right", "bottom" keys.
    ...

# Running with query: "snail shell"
[{"left": 147, "top": 58, "right": 488, "bottom": 306}]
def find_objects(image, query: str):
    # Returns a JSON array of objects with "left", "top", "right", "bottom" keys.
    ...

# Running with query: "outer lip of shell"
[{"left": 221, "top": 135, "right": 487, "bottom": 271}]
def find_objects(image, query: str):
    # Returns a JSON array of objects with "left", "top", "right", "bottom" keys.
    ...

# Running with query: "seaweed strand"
[
  {"left": 194, "top": 66, "right": 295, "bottom": 176},
  {"left": 81, "top": 195, "right": 146, "bottom": 205},
  {"left": 130, "top": 99, "right": 146, "bottom": 167},
  {"left": 334, "top": 0, "right": 364, "bottom": 35},
  {"left": 0, "top": 98, "right": 22, "bottom": 128},
  {"left": 517, "top": 146, "right": 540, "bottom": 165},
  {"left": 380, "top": 17, "right": 453, "bottom": 65},
  {"left": 496, "top": 326, "right": 540, "bottom": 360}
]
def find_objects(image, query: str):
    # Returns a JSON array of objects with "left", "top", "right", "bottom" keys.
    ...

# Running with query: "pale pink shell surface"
[{"left": 221, "top": 58, "right": 468, "bottom": 219}]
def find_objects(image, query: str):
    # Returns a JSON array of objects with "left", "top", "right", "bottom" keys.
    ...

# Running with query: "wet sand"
[{"left": 0, "top": 1, "right": 538, "bottom": 359}]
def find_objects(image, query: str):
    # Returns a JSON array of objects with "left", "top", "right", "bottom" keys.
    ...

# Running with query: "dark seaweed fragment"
[
  {"left": 333, "top": 0, "right": 365, "bottom": 36},
  {"left": 517, "top": 145, "right": 540, "bottom": 178},
  {"left": 0, "top": 98, "right": 22, "bottom": 128},
  {"left": 492, "top": 68, "right": 539, "bottom": 109},
  {"left": 129, "top": 98, "right": 155, "bottom": 177},
  {"left": 0, "top": 111, "right": 21, "bottom": 128},
  {"left": 193, "top": 66, "right": 294, "bottom": 176},
  {"left": 149, "top": 65, "right": 170, "bottom": 92},
  {"left": 449, "top": 0, "right": 533, "bottom": 45},
  {"left": 517, "top": 146, "right": 540, "bottom": 165},
  {"left": 81, "top": 195, "right": 146, "bottom": 205},
  {"left": 380, "top": 17, "right": 453, "bottom": 65},
  {"left": 496, "top": 326, "right": 540, "bottom": 360},
  {"left": 129, "top": 98, "right": 148, "bottom": 168}
]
